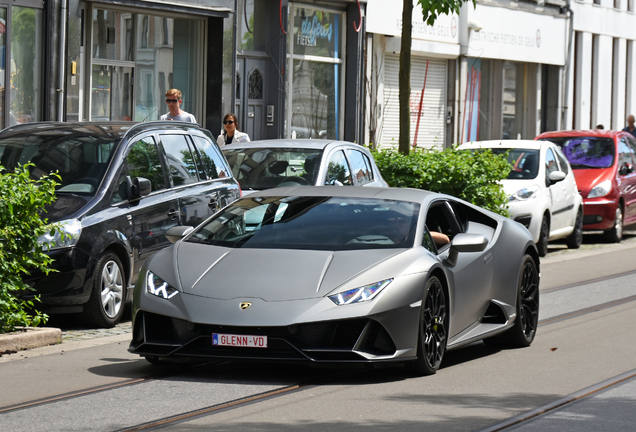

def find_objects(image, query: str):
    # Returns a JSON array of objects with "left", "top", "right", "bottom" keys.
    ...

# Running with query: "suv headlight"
[
  {"left": 328, "top": 279, "right": 392, "bottom": 306},
  {"left": 588, "top": 180, "right": 611, "bottom": 198},
  {"left": 38, "top": 219, "right": 82, "bottom": 251},
  {"left": 509, "top": 185, "right": 539, "bottom": 202},
  {"left": 147, "top": 271, "right": 179, "bottom": 299}
]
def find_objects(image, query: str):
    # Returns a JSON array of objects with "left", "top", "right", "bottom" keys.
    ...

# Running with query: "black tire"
[
  {"left": 537, "top": 215, "right": 549, "bottom": 257},
  {"left": 485, "top": 255, "right": 539, "bottom": 348},
  {"left": 604, "top": 206, "right": 623, "bottom": 243},
  {"left": 565, "top": 207, "right": 583, "bottom": 249},
  {"left": 408, "top": 276, "right": 448, "bottom": 376},
  {"left": 82, "top": 252, "right": 126, "bottom": 328}
]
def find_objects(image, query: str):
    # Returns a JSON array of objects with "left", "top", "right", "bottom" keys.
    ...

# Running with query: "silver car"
[
  {"left": 129, "top": 187, "right": 539, "bottom": 375},
  {"left": 222, "top": 139, "right": 388, "bottom": 193}
]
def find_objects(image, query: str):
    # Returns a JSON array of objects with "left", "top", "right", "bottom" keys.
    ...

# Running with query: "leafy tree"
[
  {"left": 0, "top": 164, "right": 61, "bottom": 333},
  {"left": 399, "top": 0, "right": 476, "bottom": 154}
]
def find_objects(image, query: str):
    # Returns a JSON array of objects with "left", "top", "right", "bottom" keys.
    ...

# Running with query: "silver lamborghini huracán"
[{"left": 129, "top": 187, "right": 540, "bottom": 375}]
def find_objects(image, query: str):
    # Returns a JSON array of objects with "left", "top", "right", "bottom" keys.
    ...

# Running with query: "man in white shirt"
[{"left": 160, "top": 89, "right": 197, "bottom": 123}]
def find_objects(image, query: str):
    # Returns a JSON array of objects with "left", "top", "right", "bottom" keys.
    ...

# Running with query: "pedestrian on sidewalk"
[
  {"left": 217, "top": 113, "right": 250, "bottom": 146},
  {"left": 160, "top": 89, "right": 197, "bottom": 123},
  {"left": 623, "top": 115, "right": 636, "bottom": 137}
]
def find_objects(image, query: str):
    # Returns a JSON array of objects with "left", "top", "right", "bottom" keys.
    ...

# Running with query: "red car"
[{"left": 536, "top": 129, "right": 636, "bottom": 242}]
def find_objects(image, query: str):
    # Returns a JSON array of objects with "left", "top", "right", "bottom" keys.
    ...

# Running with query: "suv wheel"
[{"left": 83, "top": 252, "right": 125, "bottom": 328}]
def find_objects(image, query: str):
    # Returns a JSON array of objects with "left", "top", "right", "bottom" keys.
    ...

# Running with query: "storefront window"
[
  {"left": 90, "top": 8, "right": 203, "bottom": 123},
  {"left": 91, "top": 65, "right": 133, "bottom": 121},
  {"left": 92, "top": 10, "right": 133, "bottom": 61},
  {"left": 10, "top": 6, "right": 43, "bottom": 125},
  {"left": 132, "top": 16, "right": 202, "bottom": 121},
  {"left": 287, "top": 6, "right": 344, "bottom": 139},
  {"left": 502, "top": 61, "right": 518, "bottom": 139},
  {"left": 237, "top": 0, "right": 266, "bottom": 51}
]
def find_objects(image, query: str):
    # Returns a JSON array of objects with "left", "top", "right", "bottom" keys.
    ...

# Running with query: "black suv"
[{"left": 0, "top": 122, "right": 240, "bottom": 327}]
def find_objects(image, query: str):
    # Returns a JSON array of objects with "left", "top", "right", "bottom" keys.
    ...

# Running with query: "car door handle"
[{"left": 168, "top": 209, "right": 179, "bottom": 219}]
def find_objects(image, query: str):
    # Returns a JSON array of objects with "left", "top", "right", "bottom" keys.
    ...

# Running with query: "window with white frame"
[{"left": 285, "top": 4, "right": 345, "bottom": 140}]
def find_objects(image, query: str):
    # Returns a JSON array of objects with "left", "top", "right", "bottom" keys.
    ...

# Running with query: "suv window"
[
  {"left": 112, "top": 136, "right": 167, "bottom": 204},
  {"left": 346, "top": 149, "right": 373, "bottom": 185},
  {"left": 192, "top": 135, "right": 230, "bottom": 179},
  {"left": 325, "top": 150, "right": 353, "bottom": 185},
  {"left": 160, "top": 134, "right": 198, "bottom": 186},
  {"left": 127, "top": 136, "right": 166, "bottom": 191}
]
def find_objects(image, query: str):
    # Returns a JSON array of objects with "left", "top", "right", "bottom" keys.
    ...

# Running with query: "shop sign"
[
  {"left": 366, "top": 0, "right": 459, "bottom": 45},
  {"left": 293, "top": 7, "right": 342, "bottom": 58},
  {"left": 464, "top": 4, "right": 566, "bottom": 65}
]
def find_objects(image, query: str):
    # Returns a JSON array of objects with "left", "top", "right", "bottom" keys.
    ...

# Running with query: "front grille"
[{"left": 130, "top": 311, "right": 397, "bottom": 362}]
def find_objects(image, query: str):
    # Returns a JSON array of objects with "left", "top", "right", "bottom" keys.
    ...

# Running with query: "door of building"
[{"left": 236, "top": 56, "right": 266, "bottom": 141}]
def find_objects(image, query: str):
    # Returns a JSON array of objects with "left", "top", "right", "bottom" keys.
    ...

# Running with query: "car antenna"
[{"left": 143, "top": 109, "right": 158, "bottom": 122}]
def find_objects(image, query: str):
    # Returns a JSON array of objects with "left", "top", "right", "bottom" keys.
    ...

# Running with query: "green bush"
[
  {"left": 0, "top": 163, "right": 61, "bottom": 333},
  {"left": 372, "top": 147, "right": 511, "bottom": 216}
]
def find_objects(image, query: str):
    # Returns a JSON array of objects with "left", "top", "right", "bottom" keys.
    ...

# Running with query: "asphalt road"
[{"left": 1, "top": 232, "right": 635, "bottom": 431}]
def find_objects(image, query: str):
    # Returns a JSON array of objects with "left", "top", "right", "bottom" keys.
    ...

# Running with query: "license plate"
[{"left": 212, "top": 333, "right": 268, "bottom": 348}]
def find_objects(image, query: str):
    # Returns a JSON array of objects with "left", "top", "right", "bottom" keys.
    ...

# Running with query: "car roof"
[
  {"left": 536, "top": 129, "right": 623, "bottom": 139},
  {"left": 458, "top": 139, "right": 545, "bottom": 150},
  {"left": 222, "top": 139, "right": 359, "bottom": 151},
  {"left": 0, "top": 121, "right": 210, "bottom": 143},
  {"left": 243, "top": 185, "right": 437, "bottom": 202}
]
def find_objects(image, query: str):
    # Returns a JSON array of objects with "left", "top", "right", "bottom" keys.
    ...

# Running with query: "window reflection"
[
  {"left": 10, "top": 6, "right": 43, "bottom": 125},
  {"left": 291, "top": 60, "right": 337, "bottom": 139}
]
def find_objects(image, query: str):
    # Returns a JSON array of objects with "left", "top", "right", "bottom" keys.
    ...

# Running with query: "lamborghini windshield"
[{"left": 188, "top": 196, "right": 420, "bottom": 250}]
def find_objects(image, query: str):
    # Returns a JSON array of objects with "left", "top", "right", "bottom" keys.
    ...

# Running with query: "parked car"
[
  {"left": 0, "top": 121, "right": 240, "bottom": 327},
  {"left": 221, "top": 139, "right": 388, "bottom": 194},
  {"left": 536, "top": 130, "right": 636, "bottom": 242},
  {"left": 457, "top": 140, "right": 583, "bottom": 257},
  {"left": 129, "top": 186, "right": 540, "bottom": 375}
]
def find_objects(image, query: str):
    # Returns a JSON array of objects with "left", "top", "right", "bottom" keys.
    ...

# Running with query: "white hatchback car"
[{"left": 458, "top": 140, "right": 583, "bottom": 257}]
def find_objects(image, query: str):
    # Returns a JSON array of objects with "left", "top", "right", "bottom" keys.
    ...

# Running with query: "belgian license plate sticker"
[{"left": 212, "top": 333, "right": 268, "bottom": 348}]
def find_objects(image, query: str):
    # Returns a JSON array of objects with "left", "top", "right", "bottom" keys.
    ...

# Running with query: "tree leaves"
[
  {"left": 0, "top": 163, "right": 60, "bottom": 333},
  {"left": 372, "top": 147, "right": 510, "bottom": 216}
]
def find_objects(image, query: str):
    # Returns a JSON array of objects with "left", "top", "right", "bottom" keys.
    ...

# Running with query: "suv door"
[
  {"left": 110, "top": 135, "right": 180, "bottom": 278},
  {"left": 159, "top": 132, "right": 239, "bottom": 228}
]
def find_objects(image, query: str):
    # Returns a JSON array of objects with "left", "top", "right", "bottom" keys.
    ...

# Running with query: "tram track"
[{"left": 476, "top": 368, "right": 636, "bottom": 432}]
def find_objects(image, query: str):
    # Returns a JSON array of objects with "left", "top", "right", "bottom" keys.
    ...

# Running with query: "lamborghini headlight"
[
  {"left": 38, "top": 219, "right": 82, "bottom": 251},
  {"left": 146, "top": 271, "right": 179, "bottom": 299},
  {"left": 588, "top": 180, "right": 611, "bottom": 198},
  {"left": 328, "top": 279, "right": 393, "bottom": 306},
  {"left": 509, "top": 185, "right": 539, "bottom": 202}
]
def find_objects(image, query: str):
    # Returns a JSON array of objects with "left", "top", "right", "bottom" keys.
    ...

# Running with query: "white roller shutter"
[{"left": 381, "top": 54, "right": 447, "bottom": 150}]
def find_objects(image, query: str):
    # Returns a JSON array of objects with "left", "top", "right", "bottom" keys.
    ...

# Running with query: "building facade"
[
  {"left": 0, "top": 0, "right": 366, "bottom": 144},
  {"left": 2, "top": 0, "right": 636, "bottom": 146}
]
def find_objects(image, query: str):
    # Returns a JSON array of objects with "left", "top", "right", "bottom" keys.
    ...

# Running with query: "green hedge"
[
  {"left": 372, "top": 147, "right": 511, "bottom": 216},
  {"left": 0, "top": 164, "right": 60, "bottom": 333}
]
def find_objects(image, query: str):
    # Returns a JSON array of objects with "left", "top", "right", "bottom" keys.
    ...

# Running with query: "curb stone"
[{"left": 0, "top": 327, "right": 63, "bottom": 356}]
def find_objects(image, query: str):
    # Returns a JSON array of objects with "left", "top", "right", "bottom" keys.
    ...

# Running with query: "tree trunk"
[{"left": 399, "top": 0, "right": 413, "bottom": 155}]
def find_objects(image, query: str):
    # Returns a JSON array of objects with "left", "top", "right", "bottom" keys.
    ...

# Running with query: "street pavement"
[{"left": 1, "top": 231, "right": 635, "bottom": 431}]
